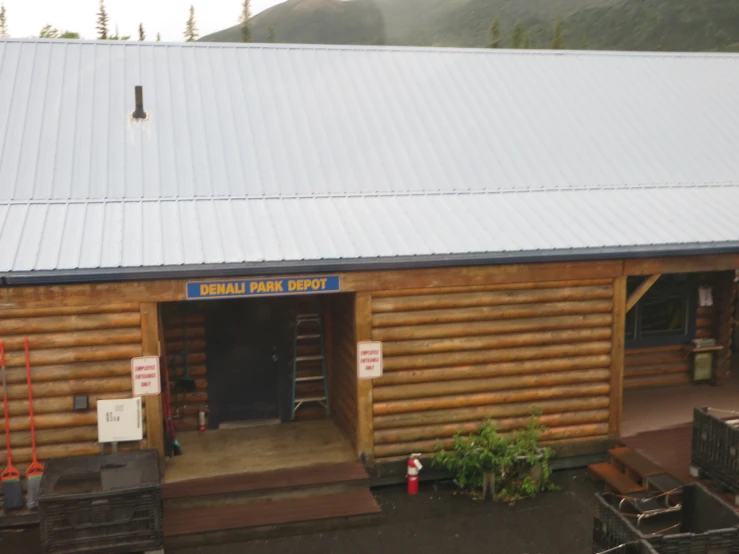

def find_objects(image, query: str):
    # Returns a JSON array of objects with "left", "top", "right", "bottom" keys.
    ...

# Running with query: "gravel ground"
[{"left": 0, "top": 468, "right": 599, "bottom": 554}]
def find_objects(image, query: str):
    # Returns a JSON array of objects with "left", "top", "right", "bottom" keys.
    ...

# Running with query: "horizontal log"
[
  {"left": 167, "top": 353, "right": 206, "bottom": 366},
  {"left": 3, "top": 361, "right": 131, "bottom": 384},
  {"left": 624, "top": 374, "right": 691, "bottom": 389},
  {"left": 373, "top": 423, "right": 610, "bottom": 458},
  {"left": 625, "top": 354, "right": 688, "bottom": 368},
  {"left": 164, "top": 327, "right": 206, "bottom": 341},
  {"left": 374, "top": 409, "right": 610, "bottom": 444},
  {"left": 167, "top": 392, "right": 207, "bottom": 404},
  {"left": 166, "top": 340, "right": 207, "bottom": 355},
  {"left": 7, "top": 409, "right": 144, "bottom": 431},
  {"left": 696, "top": 329, "right": 712, "bottom": 339},
  {"left": 163, "top": 314, "right": 206, "bottom": 326},
  {"left": 169, "top": 365, "right": 207, "bottom": 378},
  {"left": 372, "top": 300, "right": 613, "bottom": 328},
  {"left": 0, "top": 426, "right": 99, "bottom": 449},
  {"left": 373, "top": 383, "right": 610, "bottom": 415},
  {"left": 373, "top": 396, "right": 610, "bottom": 430},
  {"left": 7, "top": 393, "right": 144, "bottom": 416},
  {"left": 372, "top": 279, "right": 614, "bottom": 298},
  {"left": 4, "top": 377, "right": 132, "bottom": 401},
  {"left": 625, "top": 345, "right": 684, "bottom": 355},
  {"left": 168, "top": 377, "right": 207, "bottom": 391},
  {"left": 0, "top": 441, "right": 144, "bottom": 464},
  {"left": 2, "top": 344, "right": 142, "bottom": 368},
  {"left": 372, "top": 286, "right": 613, "bottom": 313},
  {"left": 375, "top": 355, "right": 611, "bottom": 386},
  {"left": 383, "top": 327, "right": 612, "bottom": 357},
  {"left": 624, "top": 362, "right": 688, "bottom": 378},
  {"left": 374, "top": 369, "right": 611, "bottom": 401},
  {"left": 0, "top": 303, "right": 141, "bottom": 319},
  {"left": 385, "top": 341, "right": 612, "bottom": 371},
  {"left": 374, "top": 314, "right": 613, "bottom": 343},
  {"left": 696, "top": 317, "right": 712, "bottom": 329},
  {"left": 0, "top": 312, "right": 141, "bottom": 335},
  {"left": 1, "top": 328, "right": 142, "bottom": 351}
]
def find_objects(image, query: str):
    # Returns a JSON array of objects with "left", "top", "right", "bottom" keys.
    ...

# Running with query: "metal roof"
[{"left": 2, "top": 39, "right": 739, "bottom": 279}]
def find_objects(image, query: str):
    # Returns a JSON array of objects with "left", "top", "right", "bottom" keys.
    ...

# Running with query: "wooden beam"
[
  {"left": 355, "top": 292, "right": 375, "bottom": 465},
  {"left": 140, "top": 302, "right": 165, "bottom": 462},
  {"left": 624, "top": 254, "right": 739, "bottom": 276},
  {"left": 625, "top": 274, "right": 660, "bottom": 313},
  {"left": 609, "top": 277, "right": 626, "bottom": 438}
]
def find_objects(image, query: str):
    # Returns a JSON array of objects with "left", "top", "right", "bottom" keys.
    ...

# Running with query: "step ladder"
[{"left": 291, "top": 313, "right": 329, "bottom": 419}]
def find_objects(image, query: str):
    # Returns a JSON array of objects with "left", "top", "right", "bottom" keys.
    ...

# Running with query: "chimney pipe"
[{"left": 132, "top": 85, "right": 147, "bottom": 119}]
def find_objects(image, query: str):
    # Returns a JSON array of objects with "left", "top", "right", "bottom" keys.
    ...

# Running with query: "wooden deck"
[{"left": 620, "top": 423, "right": 696, "bottom": 485}]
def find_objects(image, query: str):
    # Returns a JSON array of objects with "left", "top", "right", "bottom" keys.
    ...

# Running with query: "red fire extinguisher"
[
  {"left": 407, "top": 455, "right": 422, "bottom": 495},
  {"left": 198, "top": 410, "right": 206, "bottom": 433}
]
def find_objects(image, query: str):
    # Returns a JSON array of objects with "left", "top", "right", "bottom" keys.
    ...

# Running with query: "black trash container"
[{"left": 39, "top": 449, "right": 162, "bottom": 554}]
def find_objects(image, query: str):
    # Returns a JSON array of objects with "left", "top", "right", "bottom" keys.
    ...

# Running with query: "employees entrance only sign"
[
  {"left": 131, "top": 356, "right": 161, "bottom": 396},
  {"left": 357, "top": 341, "right": 383, "bottom": 379}
]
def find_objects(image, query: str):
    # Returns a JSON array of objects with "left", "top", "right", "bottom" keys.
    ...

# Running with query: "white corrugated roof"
[{"left": 1, "top": 39, "right": 739, "bottom": 278}]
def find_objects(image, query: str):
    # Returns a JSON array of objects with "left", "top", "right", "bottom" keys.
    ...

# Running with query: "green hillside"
[
  {"left": 200, "top": 0, "right": 386, "bottom": 45},
  {"left": 200, "top": 0, "right": 739, "bottom": 52}
]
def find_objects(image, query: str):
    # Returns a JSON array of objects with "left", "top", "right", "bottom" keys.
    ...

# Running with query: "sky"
[{"left": 2, "top": 0, "right": 286, "bottom": 41}]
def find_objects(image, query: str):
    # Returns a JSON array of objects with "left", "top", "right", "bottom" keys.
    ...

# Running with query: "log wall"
[
  {"left": 624, "top": 272, "right": 734, "bottom": 389},
  {"left": 326, "top": 295, "right": 358, "bottom": 446},
  {"left": 369, "top": 279, "right": 614, "bottom": 461},
  {"left": 162, "top": 305, "right": 208, "bottom": 432},
  {"left": 0, "top": 303, "right": 145, "bottom": 464}
]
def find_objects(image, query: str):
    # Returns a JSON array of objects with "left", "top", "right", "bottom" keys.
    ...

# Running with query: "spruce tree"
[
  {"left": 267, "top": 25, "right": 275, "bottom": 43},
  {"left": 523, "top": 33, "right": 531, "bottom": 49},
  {"left": 551, "top": 17, "right": 564, "bottom": 49},
  {"left": 489, "top": 16, "right": 501, "bottom": 49},
  {"left": 512, "top": 22, "right": 523, "bottom": 49},
  {"left": 658, "top": 37, "right": 666, "bottom": 51},
  {"left": 139, "top": 23, "right": 145, "bottom": 41},
  {"left": 40, "top": 24, "right": 59, "bottom": 39},
  {"left": 239, "top": 0, "right": 251, "bottom": 43},
  {"left": 184, "top": 5, "right": 198, "bottom": 42},
  {"left": 0, "top": 4, "right": 8, "bottom": 38},
  {"left": 156, "top": 32, "right": 161, "bottom": 42},
  {"left": 96, "top": 0, "right": 109, "bottom": 40}
]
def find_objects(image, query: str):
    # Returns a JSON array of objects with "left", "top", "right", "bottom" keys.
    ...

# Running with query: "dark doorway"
[{"left": 205, "top": 298, "right": 290, "bottom": 428}]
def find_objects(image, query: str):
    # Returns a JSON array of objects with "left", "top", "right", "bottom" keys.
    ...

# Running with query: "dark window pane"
[{"left": 639, "top": 295, "right": 687, "bottom": 336}]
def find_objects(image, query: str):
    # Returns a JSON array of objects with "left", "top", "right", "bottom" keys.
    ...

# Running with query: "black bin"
[
  {"left": 692, "top": 407, "right": 739, "bottom": 494},
  {"left": 593, "top": 483, "right": 739, "bottom": 554},
  {"left": 39, "top": 449, "right": 162, "bottom": 554}
]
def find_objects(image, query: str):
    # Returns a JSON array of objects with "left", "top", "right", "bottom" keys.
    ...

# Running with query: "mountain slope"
[{"left": 200, "top": 0, "right": 386, "bottom": 45}]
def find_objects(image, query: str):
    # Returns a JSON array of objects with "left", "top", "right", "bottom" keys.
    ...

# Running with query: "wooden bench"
[
  {"left": 609, "top": 447, "right": 663, "bottom": 483},
  {"left": 589, "top": 462, "right": 644, "bottom": 495}
]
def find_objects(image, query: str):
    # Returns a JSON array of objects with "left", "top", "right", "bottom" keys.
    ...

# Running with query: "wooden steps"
[
  {"left": 163, "top": 461, "right": 381, "bottom": 547},
  {"left": 589, "top": 446, "right": 668, "bottom": 495},
  {"left": 589, "top": 462, "right": 644, "bottom": 494}
]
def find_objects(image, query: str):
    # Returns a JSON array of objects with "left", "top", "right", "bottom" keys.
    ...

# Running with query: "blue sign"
[{"left": 186, "top": 276, "right": 341, "bottom": 300}]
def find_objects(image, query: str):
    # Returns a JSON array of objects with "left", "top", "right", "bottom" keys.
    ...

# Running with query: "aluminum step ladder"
[{"left": 291, "top": 313, "right": 329, "bottom": 419}]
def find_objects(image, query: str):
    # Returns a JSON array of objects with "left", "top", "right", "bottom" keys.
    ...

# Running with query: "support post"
[
  {"left": 609, "top": 277, "right": 626, "bottom": 438},
  {"left": 140, "top": 302, "right": 165, "bottom": 461},
  {"left": 626, "top": 274, "right": 661, "bottom": 312},
  {"left": 355, "top": 292, "right": 375, "bottom": 465}
]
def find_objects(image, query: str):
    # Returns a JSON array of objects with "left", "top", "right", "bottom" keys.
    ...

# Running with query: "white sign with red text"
[
  {"left": 357, "top": 341, "right": 383, "bottom": 379},
  {"left": 131, "top": 356, "right": 161, "bottom": 396}
]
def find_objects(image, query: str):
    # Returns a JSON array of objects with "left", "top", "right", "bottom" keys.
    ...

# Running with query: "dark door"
[{"left": 206, "top": 299, "right": 284, "bottom": 426}]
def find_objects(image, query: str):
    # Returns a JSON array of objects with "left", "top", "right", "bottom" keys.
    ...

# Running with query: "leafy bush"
[{"left": 431, "top": 415, "right": 556, "bottom": 501}]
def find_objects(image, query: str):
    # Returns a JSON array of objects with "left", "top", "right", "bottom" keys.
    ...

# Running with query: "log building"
[{"left": 1, "top": 39, "right": 739, "bottom": 514}]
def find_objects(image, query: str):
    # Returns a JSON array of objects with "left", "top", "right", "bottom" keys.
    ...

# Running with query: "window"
[{"left": 625, "top": 275, "right": 696, "bottom": 348}]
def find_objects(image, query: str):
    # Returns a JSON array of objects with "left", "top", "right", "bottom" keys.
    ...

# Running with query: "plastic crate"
[
  {"left": 38, "top": 450, "right": 162, "bottom": 554},
  {"left": 692, "top": 407, "right": 739, "bottom": 492},
  {"left": 593, "top": 483, "right": 739, "bottom": 554}
]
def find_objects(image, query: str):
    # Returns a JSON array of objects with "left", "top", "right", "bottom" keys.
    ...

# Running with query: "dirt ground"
[{"left": 0, "top": 468, "right": 599, "bottom": 554}]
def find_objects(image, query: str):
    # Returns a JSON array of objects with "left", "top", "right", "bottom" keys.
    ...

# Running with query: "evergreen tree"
[
  {"left": 138, "top": 23, "right": 145, "bottom": 41},
  {"left": 109, "top": 24, "right": 130, "bottom": 40},
  {"left": 40, "top": 24, "right": 59, "bottom": 39},
  {"left": 156, "top": 32, "right": 161, "bottom": 42},
  {"left": 96, "top": 0, "right": 109, "bottom": 40},
  {"left": 523, "top": 33, "right": 531, "bottom": 49},
  {"left": 512, "top": 22, "right": 524, "bottom": 49},
  {"left": 552, "top": 17, "right": 564, "bottom": 49},
  {"left": 267, "top": 25, "right": 275, "bottom": 43},
  {"left": 658, "top": 37, "right": 666, "bottom": 51},
  {"left": 60, "top": 31, "right": 80, "bottom": 39},
  {"left": 0, "top": 4, "right": 8, "bottom": 38},
  {"left": 581, "top": 35, "right": 589, "bottom": 49},
  {"left": 184, "top": 5, "right": 198, "bottom": 42},
  {"left": 239, "top": 0, "right": 251, "bottom": 43},
  {"left": 489, "top": 16, "right": 501, "bottom": 48}
]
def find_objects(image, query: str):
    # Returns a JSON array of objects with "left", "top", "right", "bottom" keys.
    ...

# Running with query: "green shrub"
[{"left": 431, "top": 415, "right": 557, "bottom": 501}]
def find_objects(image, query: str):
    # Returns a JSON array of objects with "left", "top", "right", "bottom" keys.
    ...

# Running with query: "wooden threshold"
[
  {"left": 164, "top": 489, "right": 381, "bottom": 537},
  {"left": 162, "top": 461, "right": 369, "bottom": 500}
]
